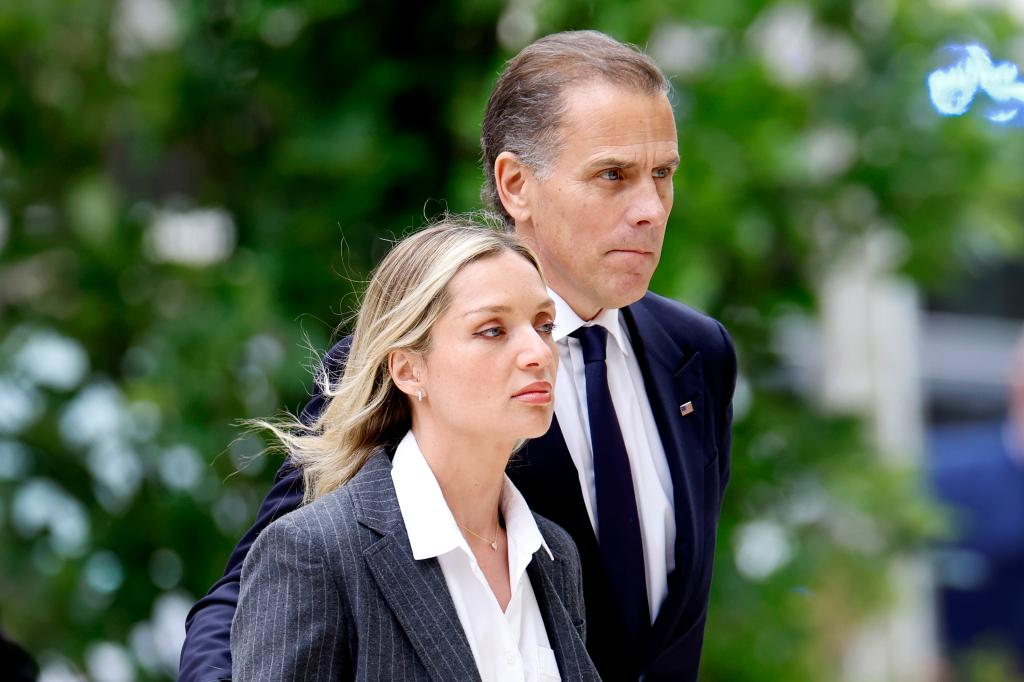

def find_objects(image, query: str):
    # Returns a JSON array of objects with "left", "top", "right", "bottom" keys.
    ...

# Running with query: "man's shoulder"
[
  {"left": 629, "top": 291, "right": 732, "bottom": 353},
  {"left": 318, "top": 335, "right": 354, "bottom": 387}
]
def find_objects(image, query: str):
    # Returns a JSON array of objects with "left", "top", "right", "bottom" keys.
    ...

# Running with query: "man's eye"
[
  {"left": 653, "top": 167, "right": 672, "bottom": 179},
  {"left": 475, "top": 327, "right": 504, "bottom": 338},
  {"left": 600, "top": 169, "right": 623, "bottom": 181}
]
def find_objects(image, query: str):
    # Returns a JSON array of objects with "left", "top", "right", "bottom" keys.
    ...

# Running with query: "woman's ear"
[
  {"left": 388, "top": 349, "right": 424, "bottom": 401},
  {"left": 494, "top": 151, "right": 533, "bottom": 225}
]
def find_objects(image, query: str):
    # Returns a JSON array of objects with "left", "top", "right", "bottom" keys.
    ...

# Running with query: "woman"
[{"left": 230, "top": 219, "right": 599, "bottom": 681}]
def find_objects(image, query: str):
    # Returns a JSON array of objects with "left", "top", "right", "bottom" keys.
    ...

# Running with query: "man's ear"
[
  {"left": 494, "top": 151, "right": 533, "bottom": 225},
  {"left": 388, "top": 349, "right": 424, "bottom": 400}
]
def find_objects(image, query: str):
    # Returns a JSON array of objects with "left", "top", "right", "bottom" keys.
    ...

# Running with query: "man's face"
[{"left": 518, "top": 80, "right": 678, "bottom": 318}]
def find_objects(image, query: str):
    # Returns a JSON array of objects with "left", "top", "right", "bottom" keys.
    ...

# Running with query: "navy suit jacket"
[{"left": 179, "top": 291, "right": 737, "bottom": 682}]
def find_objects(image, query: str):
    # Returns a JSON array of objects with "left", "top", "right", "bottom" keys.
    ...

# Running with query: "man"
[{"left": 180, "top": 30, "right": 736, "bottom": 682}]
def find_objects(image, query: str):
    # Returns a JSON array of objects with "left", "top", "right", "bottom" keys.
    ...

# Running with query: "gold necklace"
[{"left": 458, "top": 520, "right": 500, "bottom": 551}]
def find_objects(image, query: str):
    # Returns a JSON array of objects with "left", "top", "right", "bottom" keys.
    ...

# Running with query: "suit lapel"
[
  {"left": 622, "top": 298, "right": 708, "bottom": 655},
  {"left": 352, "top": 454, "right": 482, "bottom": 682}
]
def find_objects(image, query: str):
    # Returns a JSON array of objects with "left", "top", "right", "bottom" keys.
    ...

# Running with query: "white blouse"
[{"left": 390, "top": 431, "right": 561, "bottom": 682}]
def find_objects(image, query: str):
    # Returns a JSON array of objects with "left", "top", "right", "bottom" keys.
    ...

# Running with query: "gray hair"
[{"left": 481, "top": 30, "right": 671, "bottom": 227}]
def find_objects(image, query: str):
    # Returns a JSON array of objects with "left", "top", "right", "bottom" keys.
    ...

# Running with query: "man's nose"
[{"left": 626, "top": 177, "right": 669, "bottom": 228}]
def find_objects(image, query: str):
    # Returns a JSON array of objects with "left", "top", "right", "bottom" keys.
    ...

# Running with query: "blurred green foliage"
[{"left": 1, "top": 0, "right": 1022, "bottom": 679}]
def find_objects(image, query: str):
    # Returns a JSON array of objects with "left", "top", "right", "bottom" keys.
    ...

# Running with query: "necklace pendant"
[{"left": 490, "top": 541, "right": 498, "bottom": 551}]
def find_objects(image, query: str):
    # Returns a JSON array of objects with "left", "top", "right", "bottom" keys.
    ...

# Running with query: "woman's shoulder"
[
  {"left": 256, "top": 483, "right": 359, "bottom": 554},
  {"left": 258, "top": 449, "right": 396, "bottom": 551}
]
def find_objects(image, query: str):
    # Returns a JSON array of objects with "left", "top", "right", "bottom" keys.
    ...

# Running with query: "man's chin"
[{"left": 595, "top": 279, "right": 652, "bottom": 310}]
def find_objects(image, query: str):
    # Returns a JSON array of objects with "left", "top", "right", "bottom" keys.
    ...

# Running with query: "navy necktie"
[{"left": 570, "top": 324, "right": 650, "bottom": 643}]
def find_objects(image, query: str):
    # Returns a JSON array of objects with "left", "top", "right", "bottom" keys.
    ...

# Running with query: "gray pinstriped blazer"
[{"left": 230, "top": 449, "right": 601, "bottom": 681}]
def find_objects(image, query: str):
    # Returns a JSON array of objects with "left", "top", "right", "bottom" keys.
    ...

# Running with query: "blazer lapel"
[
  {"left": 352, "top": 454, "right": 482, "bottom": 682},
  {"left": 622, "top": 299, "right": 708, "bottom": 655},
  {"left": 527, "top": 549, "right": 597, "bottom": 681}
]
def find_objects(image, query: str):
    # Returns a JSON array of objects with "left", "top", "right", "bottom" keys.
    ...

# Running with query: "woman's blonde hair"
[{"left": 258, "top": 216, "right": 542, "bottom": 503}]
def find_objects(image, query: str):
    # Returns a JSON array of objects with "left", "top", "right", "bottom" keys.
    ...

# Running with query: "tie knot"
[{"left": 569, "top": 325, "right": 608, "bottom": 364}]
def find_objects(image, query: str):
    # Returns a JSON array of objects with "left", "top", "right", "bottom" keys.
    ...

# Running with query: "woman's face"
[{"left": 418, "top": 250, "right": 557, "bottom": 446}]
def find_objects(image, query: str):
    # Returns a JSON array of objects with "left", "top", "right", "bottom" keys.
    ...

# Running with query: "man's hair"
[{"left": 481, "top": 30, "right": 671, "bottom": 228}]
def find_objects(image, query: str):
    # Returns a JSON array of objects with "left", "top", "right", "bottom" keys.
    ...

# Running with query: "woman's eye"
[
  {"left": 537, "top": 322, "right": 556, "bottom": 335},
  {"left": 475, "top": 327, "right": 504, "bottom": 338}
]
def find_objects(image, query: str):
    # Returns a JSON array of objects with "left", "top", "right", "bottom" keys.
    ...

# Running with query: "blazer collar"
[{"left": 349, "top": 449, "right": 583, "bottom": 682}]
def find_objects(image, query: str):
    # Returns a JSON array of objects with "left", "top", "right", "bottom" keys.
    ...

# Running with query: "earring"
[{"left": 417, "top": 389, "right": 424, "bottom": 402}]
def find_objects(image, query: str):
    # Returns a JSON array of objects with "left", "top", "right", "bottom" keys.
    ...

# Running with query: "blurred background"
[{"left": 1, "top": 0, "right": 1022, "bottom": 680}]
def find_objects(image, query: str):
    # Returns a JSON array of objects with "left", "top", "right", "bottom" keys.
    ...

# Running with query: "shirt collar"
[
  {"left": 390, "top": 430, "right": 552, "bottom": 562},
  {"left": 501, "top": 474, "right": 554, "bottom": 562},
  {"left": 549, "top": 287, "right": 631, "bottom": 358}
]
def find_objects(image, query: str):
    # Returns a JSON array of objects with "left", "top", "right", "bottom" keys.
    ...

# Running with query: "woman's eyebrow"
[
  {"left": 463, "top": 304, "right": 512, "bottom": 317},
  {"left": 463, "top": 299, "right": 554, "bottom": 317}
]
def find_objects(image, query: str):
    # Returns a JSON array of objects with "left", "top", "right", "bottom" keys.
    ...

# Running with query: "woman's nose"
[{"left": 519, "top": 329, "right": 555, "bottom": 369}]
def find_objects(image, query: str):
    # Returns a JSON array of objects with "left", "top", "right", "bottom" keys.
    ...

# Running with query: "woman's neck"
[{"left": 410, "top": 418, "right": 514, "bottom": 536}]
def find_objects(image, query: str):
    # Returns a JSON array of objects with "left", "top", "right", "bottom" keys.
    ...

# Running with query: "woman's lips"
[{"left": 513, "top": 382, "right": 553, "bottom": 404}]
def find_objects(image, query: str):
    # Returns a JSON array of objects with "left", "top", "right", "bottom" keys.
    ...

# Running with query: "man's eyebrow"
[
  {"left": 587, "top": 158, "right": 635, "bottom": 170},
  {"left": 585, "top": 155, "right": 681, "bottom": 171}
]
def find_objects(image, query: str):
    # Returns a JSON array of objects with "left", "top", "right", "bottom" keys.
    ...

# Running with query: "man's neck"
[{"left": 547, "top": 286, "right": 603, "bottom": 323}]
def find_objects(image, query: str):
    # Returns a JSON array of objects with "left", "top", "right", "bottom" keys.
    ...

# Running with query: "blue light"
[
  {"left": 987, "top": 107, "right": 1020, "bottom": 123},
  {"left": 927, "top": 44, "right": 1024, "bottom": 125}
]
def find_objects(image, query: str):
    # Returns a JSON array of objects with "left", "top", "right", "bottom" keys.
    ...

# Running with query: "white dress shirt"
[
  {"left": 390, "top": 431, "right": 561, "bottom": 682},
  {"left": 550, "top": 288, "right": 676, "bottom": 622}
]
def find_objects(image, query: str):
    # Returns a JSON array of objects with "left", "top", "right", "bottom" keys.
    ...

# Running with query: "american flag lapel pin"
[{"left": 679, "top": 401, "right": 694, "bottom": 417}]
